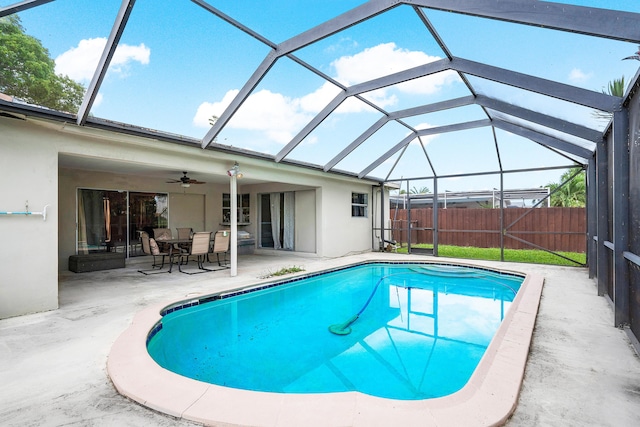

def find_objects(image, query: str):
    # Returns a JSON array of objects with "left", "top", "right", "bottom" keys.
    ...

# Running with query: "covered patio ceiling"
[{"left": 1, "top": 0, "right": 640, "bottom": 188}]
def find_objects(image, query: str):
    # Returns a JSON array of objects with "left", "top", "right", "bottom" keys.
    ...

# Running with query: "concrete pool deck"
[{"left": 1, "top": 252, "right": 640, "bottom": 426}]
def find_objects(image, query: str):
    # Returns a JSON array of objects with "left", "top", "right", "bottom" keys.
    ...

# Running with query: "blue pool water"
[{"left": 147, "top": 262, "right": 523, "bottom": 400}]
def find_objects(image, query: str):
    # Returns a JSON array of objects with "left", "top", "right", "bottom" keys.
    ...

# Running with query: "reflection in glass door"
[
  {"left": 259, "top": 192, "right": 294, "bottom": 250},
  {"left": 129, "top": 192, "right": 168, "bottom": 256},
  {"left": 77, "top": 189, "right": 168, "bottom": 257},
  {"left": 77, "top": 189, "right": 127, "bottom": 254}
]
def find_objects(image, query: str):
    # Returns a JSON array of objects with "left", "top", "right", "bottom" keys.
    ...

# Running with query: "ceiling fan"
[{"left": 166, "top": 171, "right": 205, "bottom": 188}]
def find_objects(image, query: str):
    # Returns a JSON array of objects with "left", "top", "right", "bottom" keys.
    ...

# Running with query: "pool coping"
[{"left": 107, "top": 261, "right": 543, "bottom": 427}]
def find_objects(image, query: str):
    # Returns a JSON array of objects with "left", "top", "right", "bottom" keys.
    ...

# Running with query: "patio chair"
[
  {"left": 176, "top": 227, "right": 193, "bottom": 239},
  {"left": 153, "top": 227, "right": 188, "bottom": 255},
  {"left": 210, "top": 230, "right": 230, "bottom": 267},
  {"left": 152, "top": 228, "right": 173, "bottom": 252},
  {"left": 176, "top": 227, "right": 193, "bottom": 252},
  {"left": 177, "top": 231, "right": 214, "bottom": 274},
  {"left": 138, "top": 231, "right": 171, "bottom": 275}
]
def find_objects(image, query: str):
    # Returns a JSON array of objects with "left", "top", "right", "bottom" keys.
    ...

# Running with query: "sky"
[{"left": 5, "top": 0, "right": 640, "bottom": 195}]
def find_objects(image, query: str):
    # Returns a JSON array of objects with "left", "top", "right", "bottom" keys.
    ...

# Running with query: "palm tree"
[
  {"left": 593, "top": 76, "right": 625, "bottom": 122},
  {"left": 547, "top": 169, "right": 586, "bottom": 207},
  {"left": 606, "top": 78, "right": 625, "bottom": 96},
  {"left": 410, "top": 186, "right": 430, "bottom": 194}
]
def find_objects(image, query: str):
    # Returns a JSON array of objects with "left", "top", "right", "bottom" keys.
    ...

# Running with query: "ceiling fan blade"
[{"left": 166, "top": 172, "right": 206, "bottom": 184}]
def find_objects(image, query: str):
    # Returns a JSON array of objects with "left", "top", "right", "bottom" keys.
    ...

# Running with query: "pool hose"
[{"left": 328, "top": 274, "right": 394, "bottom": 336}]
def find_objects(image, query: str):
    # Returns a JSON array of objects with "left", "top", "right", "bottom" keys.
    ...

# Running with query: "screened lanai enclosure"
[{"left": 2, "top": 1, "right": 640, "bottom": 342}]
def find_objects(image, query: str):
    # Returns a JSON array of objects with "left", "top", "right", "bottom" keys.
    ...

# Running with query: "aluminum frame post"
[
  {"left": 500, "top": 172, "right": 505, "bottom": 262},
  {"left": 380, "top": 183, "right": 385, "bottom": 250},
  {"left": 612, "top": 109, "right": 630, "bottom": 326},
  {"left": 229, "top": 168, "right": 239, "bottom": 277},
  {"left": 596, "top": 139, "right": 609, "bottom": 296},
  {"left": 433, "top": 178, "right": 438, "bottom": 256},
  {"left": 407, "top": 180, "right": 412, "bottom": 253},
  {"left": 587, "top": 156, "right": 597, "bottom": 278}
]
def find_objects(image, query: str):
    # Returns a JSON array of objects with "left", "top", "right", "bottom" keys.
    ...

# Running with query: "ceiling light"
[
  {"left": 181, "top": 182, "right": 191, "bottom": 188},
  {"left": 227, "top": 162, "right": 243, "bottom": 178}
]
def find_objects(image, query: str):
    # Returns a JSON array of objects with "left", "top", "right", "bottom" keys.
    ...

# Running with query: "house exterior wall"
[
  {"left": 294, "top": 189, "right": 316, "bottom": 253},
  {"left": 0, "top": 116, "right": 378, "bottom": 318},
  {"left": 1, "top": 117, "right": 59, "bottom": 318}
]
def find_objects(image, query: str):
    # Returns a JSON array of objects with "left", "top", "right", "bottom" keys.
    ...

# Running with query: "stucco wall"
[
  {"left": 318, "top": 180, "right": 373, "bottom": 257},
  {"left": 295, "top": 189, "right": 316, "bottom": 253},
  {"left": 1, "top": 116, "right": 381, "bottom": 317},
  {"left": 246, "top": 179, "right": 374, "bottom": 257},
  {"left": 1, "top": 117, "right": 59, "bottom": 318}
]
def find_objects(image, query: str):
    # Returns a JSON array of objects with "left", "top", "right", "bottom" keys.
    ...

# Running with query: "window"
[
  {"left": 351, "top": 192, "right": 368, "bottom": 217},
  {"left": 223, "top": 193, "right": 250, "bottom": 224}
]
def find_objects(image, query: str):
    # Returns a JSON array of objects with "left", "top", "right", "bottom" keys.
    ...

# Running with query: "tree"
[
  {"left": 0, "top": 15, "right": 84, "bottom": 112},
  {"left": 605, "top": 77, "right": 625, "bottom": 97},
  {"left": 547, "top": 169, "right": 586, "bottom": 207},
  {"left": 410, "top": 186, "right": 430, "bottom": 194},
  {"left": 593, "top": 76, "right": 624, "bottom": 122}
]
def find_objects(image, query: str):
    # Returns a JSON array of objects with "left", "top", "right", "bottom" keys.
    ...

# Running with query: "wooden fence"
[{"left": 390, "top": 207, "right": 586, "bottom": 253}]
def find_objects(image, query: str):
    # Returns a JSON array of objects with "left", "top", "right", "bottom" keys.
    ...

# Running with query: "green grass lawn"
[{"left": 396, "top": 244, "right": 586, "bottom": 267}]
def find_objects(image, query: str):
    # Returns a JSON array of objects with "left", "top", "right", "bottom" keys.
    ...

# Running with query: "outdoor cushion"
[{"left": 149, "top": 238, "right": 161, "bottom": 255}]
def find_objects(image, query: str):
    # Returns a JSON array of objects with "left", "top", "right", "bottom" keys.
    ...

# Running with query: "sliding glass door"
[
  {"left": 77, "top": 189, "right": 127, "bottom": 254},
  {"left": 128, "top": 192, "right": 168, "bottom": 255},
  {"left": 77, "top": 189, "right": 167, "bottom": 256},
  {"left": 259, "top": 192, "right": 294, "bottom": 250}
]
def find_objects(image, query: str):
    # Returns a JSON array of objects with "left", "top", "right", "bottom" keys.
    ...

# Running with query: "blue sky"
[{"left": 6, "top": 0, "right": 640, "bottom": 195}]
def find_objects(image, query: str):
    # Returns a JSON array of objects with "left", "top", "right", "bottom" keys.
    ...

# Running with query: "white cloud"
[
  {"left": 568, "top": 68, "right": 593, "bottom": 84},
  {"left": 409, "top": 122, "right": 438, "bottom": 146},
  {"left": 193, "top": 89, "right": 238, "bottom": 127},
  {"left": 298, "top": 82, "right": 342, "bottom": 113},
  {"left": 193, "top": 89, "right": 313, "bottom": 144},
  {"left": 93, "top": 92, "right": 103, "bottom": 108},
  {"left": 332, "top": 43, "right": 429, "bottom": 85},
  {"left": 192, "top": 43, "right": 457, "bottom": 144},
  {"left": 323, "top": 37, "right": 359, "bottom": 55},
  {"left": 332, "top": 42, "right": 457, "bottom": 108},
  {"left": 55, "top": 38, "right": 150, "bottom": 82}
]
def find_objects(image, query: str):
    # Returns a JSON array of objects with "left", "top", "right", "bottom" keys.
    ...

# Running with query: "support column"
[
  {"left": 229, "top": 167, "right": 239, "bottom": 277},
  {"left": 500, "top": 172, "right": 505, "bottom": 262},
  {"left": 596, "top": 138, "right": 609, "bottom": 296},
  {"left": 379, "top": 183, "right": 385, "bottom": 249},
  {"left": 587, "top": 156, "right": 597, "bottom": 278},
  {"left": 433, "top": 178, "right": 438, "bottom": 256},
  {"left": 407, "top": 180, "right": 412, "bottom": 254},
  {"left": 612, "top": 109, "right": 630, "bottom": 326}
]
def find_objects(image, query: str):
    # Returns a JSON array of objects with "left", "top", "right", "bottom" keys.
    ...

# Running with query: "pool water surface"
[{"left": 147, "top": 263, "right": 523, "bottom": 400}]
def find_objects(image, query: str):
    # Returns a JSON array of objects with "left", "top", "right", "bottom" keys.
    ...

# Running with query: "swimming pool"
[
  {"left": 108, "top": 257, "right": 543, "bottom": 426},
  {"left": 147, "top": 263, "right": 523, "bottom": 400}
]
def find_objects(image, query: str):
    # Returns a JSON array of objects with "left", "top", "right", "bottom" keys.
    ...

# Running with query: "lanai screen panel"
[
  {"left": 488, "top": 110, "right": 597, "bottom": 154},
  {"left": 493, "top": 129, "right": 584, "bottom": 172},
  {"left": 423, "top": 5, "right": 640, "bottom": 93},
  {"left": 628, "top": 76, "right": 640, "bottom": 338},
  {"left": 214, "top": 56, "right": 344, "bottom": 155},
  {"left": 1, "top": 0, "right": 640, "bottom": 184},
  {"left": 284, "top": 99, "right": 383, "bottom": 167},
  {"left": 401, "top": 105, "right": 488, "bottom": 129},
  {"left": 105, "top": 0, "right": 273, "bottom": 139}
]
